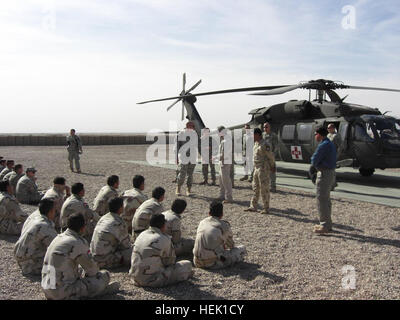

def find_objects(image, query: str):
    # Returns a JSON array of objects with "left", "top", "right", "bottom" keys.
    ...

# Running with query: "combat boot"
[
  {"left": 176, "top": 186, "right": 182, "bottom": 196},
  {"left": 260, "top": 209, "right": 269, "bottom": 215},
  {"left": 211, "top": 180, "right": 216, "bottom": 186},
  {"left": 199, "top": 180, "right": 208, "bottom": 185},
  {"left": 186, "top": 187, "right": 193, "bottom": 197},
  {"left": 240, "top": 175, "right": 249, "bottom": 181}
]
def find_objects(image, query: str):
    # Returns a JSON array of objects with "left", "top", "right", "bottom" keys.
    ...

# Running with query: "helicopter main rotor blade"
[
  {"left": 345, "top": 85, "right": 400, "bottom": 93},
  {"left": 181, "top": 102, "right": 185, "bottom": 121},
  {"left": 183, "top": 73, "right": 186, "bottom": 92},
  {"left": 249, "top": 84, "right": 301, "bottom": 96},
  {"left": 166, "top": 98, "right": 181, "bottom": 111},
  {"left": 186, "top": 79, "right": 202, "bottom": 94}
]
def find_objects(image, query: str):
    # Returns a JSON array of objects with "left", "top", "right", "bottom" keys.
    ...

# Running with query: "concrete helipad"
[{"left": 123, "top": 160, "right": 400, "bottom": 208}]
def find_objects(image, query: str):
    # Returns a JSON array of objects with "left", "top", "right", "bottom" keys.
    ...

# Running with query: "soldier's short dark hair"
[
  {"left": 210, "top": 200, "right": 223, "bottom": 218},
  {"left": 39, "top": 199, "right": 55, "bottom": 217},
  {"left": 132, "top": 175, "right": 145, "bottom": 189},
  {"left": 150, "top": 214, "right": 166, "bottom": 229},
  {"left": 71, "top": 183, "right": 84, "bottom": 195},
  {"left": 0, "top": 180, "right": 9, "bottom": 192},
  {"left": 171, "top": 199, "right": 187, "bottom": 214},
  {"left": 67, "top": 213, "right": 85, "bottom": 232},
  {"left": 315, "top": 127, "right": 328, "bottom": 137},
  {"left": 109, "top": 197, "right": 123, "bottom": 214},
  {"left": 14, "top": 164, "right": 23, "bottom": 171},
  {"left": 53, "top": 177, "right": 66, "bottom": 185},
  {"left": 107, "top": 175, "right": 119, "bottom": 187},
  {"left": 152, "top": 187, "right": 165, "bottom": 200},
  {"left": 70, "top": 129, "right": 76, "bottom": 133},
  {"left": 0, "top": 160, "right": 5, "bottom": 165},
  {"left": 6, "top": 160, "right": 14, "bottom": 165},
  {"left": 254, "top": 128, "right": 262, "bottom": 136}
]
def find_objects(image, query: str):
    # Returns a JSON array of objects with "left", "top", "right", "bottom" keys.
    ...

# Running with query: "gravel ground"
[{"left": 0, "top": 145, "right": 399, "bottom": 300}]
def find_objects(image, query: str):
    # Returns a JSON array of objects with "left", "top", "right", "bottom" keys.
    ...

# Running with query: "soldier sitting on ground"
[
  {"left": 0, "top": 180, "right": 28, "bottom": 235},
  {"left": 121, "top": 175, "right": 148, "bottom": 234},
  {"left": 14, "top": 199, "right": 58, "bottom": 276},
  {"left": 16, "top": 167, "right": 43, "bottom": 205},
  {"left": 90, "top": 197, "right": 132, "bottom": 269},
  {"left": 0, "top": 160, "right": 15, "bottom": 180},
  {"left": 42, "top": 177, "right": 71, "bottom": 231},
  {"left": 162, "top": 199, "right": 195, "bottom": 256},
  {"left": 60, "top": 183, "right": 99, "bottom": 242},
  {"left": 3, "top": 164, "right": 24, "bottom": 194},
  {"left": 193, "top": 200, "right": 247, "bottom": 270},
  {"left": 41, "top": 213, "right": 119, "bottom": 300},
  {"left": 129, "top": 213, "right": 193, "bottom": 288},
  {"left": 93, "top": 175, "right": 120, "bottom": 216},
  {"left": 132, "top": 187, "right": 165, "bottom": 241}
]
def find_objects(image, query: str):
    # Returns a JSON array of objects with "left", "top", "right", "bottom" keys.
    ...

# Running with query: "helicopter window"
[
  {"left": 282, "top": 125, "right": 296, "bottom": 141},
  {"left": 354, "top": 124, "right": 374, "bottom": 142},
  {"left": 297, "top": 124, "right": 313, "bottom": 142},
  {"left": 339, "top": 123, "right": 348, "bottom": 139}
]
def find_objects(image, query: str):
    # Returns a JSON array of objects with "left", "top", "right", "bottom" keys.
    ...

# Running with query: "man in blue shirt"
[{"left": 311, "top": 127, "right": 337, "bottom": 234}]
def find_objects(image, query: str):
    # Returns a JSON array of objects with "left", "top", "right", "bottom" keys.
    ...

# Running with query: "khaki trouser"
[
  {"left": 194, "top": 245, "right": 247, "bottom": 270},
  {"left": 177, "top": 164, "right": 196, "bottom": 188},
  {"left": 219, "top": 164, "right": 233, "bottom": 201},
  {"left": 68, "top": 151, "right": 81, "bottom": 171},
  {"left": 251, "top": 166, "right": 270, "bottom": 210},
  {"left": 316, "top": 169, "right": 335, "bottom": 230}
]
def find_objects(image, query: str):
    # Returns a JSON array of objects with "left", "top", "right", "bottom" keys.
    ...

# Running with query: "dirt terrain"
[{"left": 0, "top": 145, "right": 399, "bottom": 300}]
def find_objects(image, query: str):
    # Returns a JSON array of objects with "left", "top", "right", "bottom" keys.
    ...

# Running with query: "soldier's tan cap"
[{"left": 26, "top": 167, "right": 37, "bottom": 173}]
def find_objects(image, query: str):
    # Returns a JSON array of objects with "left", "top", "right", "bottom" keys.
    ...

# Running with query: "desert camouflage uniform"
[
  {"left": 0, "top": 167, "right": 12, "bottom": 180},
  {"left": 121, "top": 188, "right": 147, "bottom": 231},
  {"left": 90, "top": 212, "right": 132, "bottom": 269},
  {"left": 132, "top": 198, "right": 164, "bottom": 240},
  {"left": 93, "top": 185, "right": 119, "bottom": 216},
  {"left": 60, "top": 194, "right": 99, "bottom": 242},
  {"left": 42, "top": 186, "right": 68, "bottom": 230},
  {"left": 193, "top": 216, "right": 246, "bottom": 269},
  {"left": 0, "top": 192, "right": 28, "bottom": 235},
  {"left": 16, "top": 175, "right": 43, "bottom": 205},
  {"left": 129, "top": 227, "right": 193, "bottom": 287},
  {"left": 162, "top": 210, "right": 194, "bottom": 256},
  {"left": 41, "top": 229, "right": 110, "bottom": 300},
  {"left": 66, "top": 135, "right": 82, "bottom": 171},
  {"left": 176, "top": 130, "right": 197, "bottom": 189},
  {"left": 3, "top": 171, "right": 24, "bottom": 194},
  {"left": 250, "top": 140, "right": 275, "bottom": 211},
  {"left": 262, "top": 132, "right": 279, "bottom": 190},
  {"left": 14, "top": 211, "right": 57, "bottom": 275}
]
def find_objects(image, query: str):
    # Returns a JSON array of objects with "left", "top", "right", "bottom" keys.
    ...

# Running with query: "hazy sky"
[{"left": 1, "top": 0, "right": 399, "bottom": 133}]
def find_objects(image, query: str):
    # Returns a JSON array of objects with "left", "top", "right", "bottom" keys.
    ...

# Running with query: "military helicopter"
[{"left": 138, "top": 75, "right": 400, "bottom": 177}]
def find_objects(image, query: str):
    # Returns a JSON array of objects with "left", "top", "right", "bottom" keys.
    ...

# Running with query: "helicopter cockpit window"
[
  {"left": 354, "top": 124, "right": 375, "bottom": 142},
  {"left": 297, "top": 124, "right": 313, "bottom": 142},
  {"left": 369, "top": 119, "right": 400, "bottom": 139},
  {"left": 282, "top": 125, "right": 296, "bottom": 141}
]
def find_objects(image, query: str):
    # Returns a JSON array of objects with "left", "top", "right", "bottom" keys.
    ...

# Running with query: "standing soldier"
[
  {"left": 66, "top": 129, "right": 83, "bottom": 173},
  {"left": 60, "top": 183, "right": 99, "bottom": 242},
  {"left": 162, "top": 199, "right": 194, "bottom": 256},
  {"left": 121, "top": 175, "right": 147, "bottom": 233},
  {"left": 3, "top": 164, "right": 24, "bottom": 194},
  {"left": 14, "top": 199, "right": 58, "bottom": 275},
  {"left": 176, "top": 121, "right": 197, "bottom": 196},
  {"left": 93, "top": 175, "right": 120, "bottom": 217},
  {"left": 0, "top": 180, "right": 28, "bottom": 235},
  {"left": 90, "top": 197, "right": 132, "bottom": 269},
  {"left": 245, "top": 128, "right": 275, "bottom": 214},
  {"left": 42, "top": 177, "right": 71, "bottom": 231},
  {"left": 16, "top": 167, "right": 43, "bottom": 205},
  {"left": 262, "top": 122, "right": 279, "bottom": 192},
  {"left": 41, "top": 213, "right": 119, "bottom": 300},
  {"left": 193, "top": 201, "right": 246, "bottom": 269},
  {"left": 0, "top": 160, "right": 15, "bottom": 180},
  {"left": 200, "top": 128, "right": 217, "bottom": 186},
  {"left": 217, "top": 126, "right": 233, "bottom": 204},
  {"left": 327, "top": 123, "right": 342, "bottom": 190},
  {"left": 311, "top": 127, "right": 337, "bottom": 234},
  {"left": 240, "top": 125, "right": 252, "bottom": 181},
  {"left": 129, "top": 214, "right": 193, "bottom": 287}
]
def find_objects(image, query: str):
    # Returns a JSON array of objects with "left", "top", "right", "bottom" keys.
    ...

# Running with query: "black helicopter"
[{"left": 138, "top": 75, "right": 400, "bottom": 177}]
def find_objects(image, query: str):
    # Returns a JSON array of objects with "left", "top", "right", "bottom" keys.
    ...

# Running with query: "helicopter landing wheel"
[{"left": 359, "top": 168, "right": 375, "bottom": 177}]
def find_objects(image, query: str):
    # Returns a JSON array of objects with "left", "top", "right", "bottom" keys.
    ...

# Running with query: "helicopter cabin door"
[{"left": 279, "top": 123, "right": 314, "bottom": 163}]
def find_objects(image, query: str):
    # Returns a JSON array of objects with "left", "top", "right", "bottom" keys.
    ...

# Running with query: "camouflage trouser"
[
  {"left": 194, "top": 245, "right": 247, "bottom": 270},
  {"left": 68, "top": 151, "right": 80, "bottom": 171},
  {"left": 17, "top": 257, "right": 43, "bottom": 275},
  {"left": 316, "top": 169, "right": 335, "bottom": 230},
  {"left": 0, "top": 220, "right": 24, "bottom": 235},
  {"left": 174, "top": 238, "right": 195, "bottom": 257},
  {"left": 132, "top": 260, "right": 193, "bottom": 288},
  {"left": 82, "top": 220, "right": 97, "bottom": 243},
  {"left": 177, "top": 164, "right": 196, "bottom": 188},
  {"left": 93, "top": 248, "right": 133, "bottom": 269},
  {"left": 251, "top": 167, "right": 270, "bottom": 210},
  {"left": 219, "top": 164, "right": 233, "bottom": 201},
  {"left": 43, "top": 270, "right": 110, "bottom": 300},
  {"left": 202, "top": 164, "right": 216, "bottom": 183}
]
